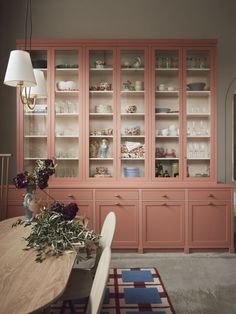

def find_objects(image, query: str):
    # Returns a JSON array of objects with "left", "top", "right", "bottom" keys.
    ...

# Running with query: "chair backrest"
[
  {"left": 100, "top": 211, "right": 116, "bottom": 249},
  {"left": 86, "top": 246, "right": 111, "bottom": 314},
  {"left": 91, "top": 211, "right": 116, "bottom": 274}
]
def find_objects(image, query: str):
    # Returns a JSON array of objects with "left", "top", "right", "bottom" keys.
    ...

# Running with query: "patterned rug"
[{"left": 51, "top": 267, "right": 175, "bottom": 313}]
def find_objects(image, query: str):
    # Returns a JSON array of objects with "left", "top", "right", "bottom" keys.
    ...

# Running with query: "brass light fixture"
[{"left": 3, "top": 0, "right": 46, "bottom": 110}]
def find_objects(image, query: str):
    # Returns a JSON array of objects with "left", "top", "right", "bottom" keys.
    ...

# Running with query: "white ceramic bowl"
[
  {"left": 57, "top": 81, "right": 66, "bottom": 90},
  {"left": 66, "top": 81, "right": 77, "bottom": 90}
]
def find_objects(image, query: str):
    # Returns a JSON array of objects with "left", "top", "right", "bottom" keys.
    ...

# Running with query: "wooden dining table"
[{"left": 0, "top": 217, "right": 77, "bottom": 314}]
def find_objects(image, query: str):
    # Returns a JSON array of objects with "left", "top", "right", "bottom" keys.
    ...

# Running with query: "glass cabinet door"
[
  {"left": 185, "top": 49, "right": 211, "bottom": 178},
  {"left": 154, "top": 49, "right": 180, "bottom": 179},
  {"left": 119, "top": 50, "right": 146, "bottom": 179},
  {"left": 88, "top": 49, "right": 114, "bottom": 178},
  {"left": 24, "top": 50, "right": 48, "bottom": 171},
  {"left": 54, "top": 50, "right": 80, "bottom": 178}
]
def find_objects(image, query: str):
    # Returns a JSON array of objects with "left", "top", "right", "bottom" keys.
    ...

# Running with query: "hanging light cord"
[
  {"left": 22, "top": 0, "right": 35, "bottom": 110},
  {"left": 24, "top": 0, "right": 32, "bottom": 52}
]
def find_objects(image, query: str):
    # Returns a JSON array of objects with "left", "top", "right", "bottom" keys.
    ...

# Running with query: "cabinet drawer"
[
  {"left": 8, "top": 187, "right": 48, "bottom": 203},
  {"left": 95, "top": 189, "right": 139, "bottom": 200},
  {"left": 8, "top": 188, "right": 25, "bottom": 201},
  {"left": 142, "top": 190, "right": 185, "bottom": 201},
  {"left": 49, "top": 189, "right": 93, "bottom": 201},
  {"left": 188, "top": 189, "right": 231, "bottom": 201}
]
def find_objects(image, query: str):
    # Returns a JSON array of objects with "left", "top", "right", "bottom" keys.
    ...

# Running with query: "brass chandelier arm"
[{"left": 19, "top": 84, "right": 36, "bottom": 110}]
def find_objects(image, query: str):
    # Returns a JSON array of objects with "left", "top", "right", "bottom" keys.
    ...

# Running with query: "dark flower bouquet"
[
  {"left": 13, "top": 159, "right": 55, "bottom": 190},
  {"left": 12, "top": 160, "right": 100, "bottom": 262}
]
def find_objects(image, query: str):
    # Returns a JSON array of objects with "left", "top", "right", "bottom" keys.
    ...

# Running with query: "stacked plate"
[{"left": 124, "top": 167, "right": 140, "bottom": 177}]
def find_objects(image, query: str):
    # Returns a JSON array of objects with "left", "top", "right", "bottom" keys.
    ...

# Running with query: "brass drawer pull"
[
  {"left": 68, "top": 194, "right": 74, "bottom": 198},
  {"left": 114, "top": 194, "right": 121, "bottom": 198},
  {"left": 161, "top": 202, "right": 167, "bottom": 206},
  {"left": 115, "top": 202, "right": 121, "bottom": 206},
  {"left": 162, "top": 194, "right": 168, "bottom": 198},
  {"left": 208, "top": 202, "right": 214, "bottom": 206},
  {"left": 208, "top": 193, "right": 215, "bottom": 198}
]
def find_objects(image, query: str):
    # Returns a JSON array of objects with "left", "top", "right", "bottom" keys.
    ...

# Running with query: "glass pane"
[
  {"left": 24, "top": 50, "right": 48, "bottom": 172},
  {"left": 155, "top": 50, "right": 180, "bottom": 178},
  {"left": 89, "top": 50, "right": 114, "bottom": 178},
  {"left": 54, "top": 50, "right": 80, "bottom": 178},
  {"left": 186, "top": 50, "right": 211, "bottom": 178},
  {"left": 120, "top": 50, "right": 145, "bottom": 178}
]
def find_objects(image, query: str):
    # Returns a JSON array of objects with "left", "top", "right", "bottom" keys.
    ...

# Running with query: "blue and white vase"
[{"left": 23, "top": 185, "right": 36, "bottom": 222}]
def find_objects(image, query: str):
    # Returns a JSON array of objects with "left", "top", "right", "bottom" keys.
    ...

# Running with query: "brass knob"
[
  {"left": 68, "top": 194, "right": 74, "bottom": 198},
  {"left": 114, "top": 194, "right": 121, "bottom": 198},
  {"left": 208, "top": 202, "right": 214, "bottom": 206},
  {"left": 115, "top": 202, "right": 121, "bottom": 206},
  {"left": 208, "top": 193, "right": 214, "bottom": 198},
  {"left": 161, "top": 202, "right": 167, "bottom": 206},
  {"left": 162, "top": 194, "right": 168, "bottom": 198}
]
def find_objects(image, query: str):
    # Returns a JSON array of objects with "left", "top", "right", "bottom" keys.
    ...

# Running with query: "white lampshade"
[
  {"left": 27, "top": 69, "right": 47, "bottom": 97},
  {"left": 4, "top": 50, "right": 36, "bottom": 87}
]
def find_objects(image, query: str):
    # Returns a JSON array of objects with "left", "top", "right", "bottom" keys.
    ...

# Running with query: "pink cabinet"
[
  {"left": 11, "top": 40, "right": 234, "bottom": 253},
  {"left": 142, "top": 189, "right": 185, "bottom": 249},
  {"left": 142, "top": 201, "right": 185, "bottom": 249},
  {"left": 187, "top": 189, "right": 234, "bottom": 252},
  {"left": 95, "top": 200, "right": 139, "bottom": 249},
  {"left": 16, "top": 39, "right": 217, "bottom": 184},
  {"left": 6, "top": 186, "right": 235, "bottom": 253}
]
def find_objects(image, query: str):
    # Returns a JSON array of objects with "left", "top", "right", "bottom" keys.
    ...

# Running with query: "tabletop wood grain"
[{"left": 0, "top": 217, "right": 77, "bottom": 314}]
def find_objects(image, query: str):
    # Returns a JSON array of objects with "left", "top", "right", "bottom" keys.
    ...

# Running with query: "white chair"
[
  {"left": 55, "top": 212, "right": 116, "bottom": 310},
  {"left": 74, "top": 211, "right": 116, "bottom": 270},
  {"left": 86, "top": 246, "right": 111, "bottom": 314},
  {"left": 58, "top": 247, "right": 111, "bottom": 314}
]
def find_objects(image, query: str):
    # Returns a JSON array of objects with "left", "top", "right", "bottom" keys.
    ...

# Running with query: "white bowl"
[
  {"left": 66, "top": 81, "right": 77, "bottom": 90},
  {"left": 57, "top": 81, "right": 66, "bottom": 90}
]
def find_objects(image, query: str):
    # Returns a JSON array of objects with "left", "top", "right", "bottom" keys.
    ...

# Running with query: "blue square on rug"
[
  {"left": 124, "top": 287, "right": 162, "bottom": 304},
  {"left": 122, "top": 270, "right": 154, "bottom": 283}
]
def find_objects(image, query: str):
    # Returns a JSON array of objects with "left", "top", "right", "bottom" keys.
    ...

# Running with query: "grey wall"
[{"left": 1, "top": 0, "right": 236, "bottom": 183}]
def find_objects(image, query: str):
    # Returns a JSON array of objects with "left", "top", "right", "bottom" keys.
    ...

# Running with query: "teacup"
[
  {"left": 161, "top": 128, "right": 169, "bottom": 136},
  {"left": 158, "top": 84, "right": 165, "bottom": 91},
  {"left": 123, "top": 61, "right": 130, "bottom": 68}
]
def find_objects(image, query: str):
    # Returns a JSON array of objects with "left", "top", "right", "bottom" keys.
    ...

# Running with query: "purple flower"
[
  {"left": 13, "top": 159, "right": 56, "bottom": 190},
  {"left": 50, "top": 201, "right": 79, "bottom": 221},
  {"left": 63, "top": 203, "right": 79, "bottom": 220},
  {"left": 50, "top": 201, "right": 65, "bottom": 214},
  {"left": 13, "top": 171, "right": 29, "bottom": 189},
  {"left": 37, "top": 171, "right": 49, "bottom": 189}
]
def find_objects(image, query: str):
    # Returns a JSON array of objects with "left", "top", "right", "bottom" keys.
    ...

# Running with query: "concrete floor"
[{"left": 111, "top": 252, "right": 236, "bottom": 314}]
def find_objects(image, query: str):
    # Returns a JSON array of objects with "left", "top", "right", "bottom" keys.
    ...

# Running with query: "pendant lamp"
[{"left": 3, "top": 0, "right": 46, "bottom": 109}]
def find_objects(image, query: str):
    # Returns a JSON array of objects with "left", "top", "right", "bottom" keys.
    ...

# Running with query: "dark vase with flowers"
[{"left": 13, "top": 159, "right": 56, "bottom": 222}]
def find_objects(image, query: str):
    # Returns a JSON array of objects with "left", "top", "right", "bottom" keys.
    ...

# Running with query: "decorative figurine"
[
  {"left": 99, "top": 138, "right": 109, "bottom": 158},
  {"left": 132, "top": 56, "right": 141, "bottom": 68},
  {"left": 90, "top": 140, "right": 99, "bottom": 158},
  {"left": 155, "top": 162, "right": 163, "bottom": 177}
]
